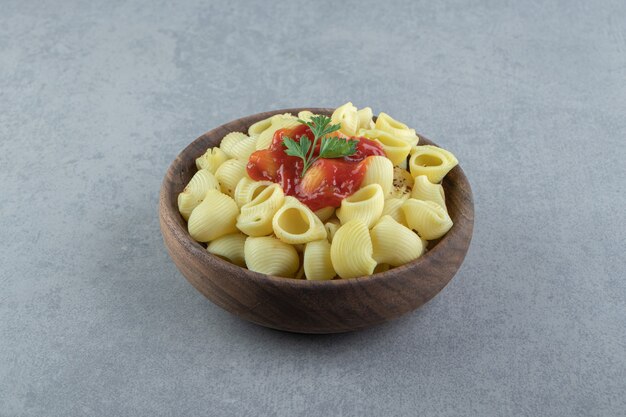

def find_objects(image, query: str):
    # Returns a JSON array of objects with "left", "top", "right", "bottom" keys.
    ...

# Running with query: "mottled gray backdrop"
[{"left": 1, "top": 0, "right": 625, "bottom": 416}]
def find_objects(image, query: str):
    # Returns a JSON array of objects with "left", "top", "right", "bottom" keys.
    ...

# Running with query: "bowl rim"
[{"left": 159, "top": 107, "right": 473, "bottom": 289}]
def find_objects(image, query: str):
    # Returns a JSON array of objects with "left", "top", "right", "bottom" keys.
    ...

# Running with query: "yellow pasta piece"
[
  {"left": 187, "top": 190, "right": 239, "bottom": 242},
  {"left": 207, "top": 233, "right": 247, "bottom": 267},
  {"left": 314, "top": 206, "right": 335, "bottom": 223},
  {"left": 237, "top": 184, "right": 284, "bottom": 236},
  {"left": 303, "top": 239, "right": 336, "bottom": 281},
  {"left": 214, "top": 159, "right": 247, "bottom": 197},
  {"left": 272, "top": 196, "right": 327, "bottom": 244},
  {"left": 409, "top": 145, "right": 458, "bottom": 183},
  {"left": 220, "top": 132, "right": 256, "bottom": 161},
  {"left": 177, "top": 169, "right": 220, "bottom": 220},
  {"left": 244, "top": 236, "right": 299, "bottom": 277},
  {"left": 234, "top": 177, "right": 273, "bottom": 208},
  {"left": 402, "top": 198, "right": 453, "bottom": 240},
  {"left": 330, "top": 219, "right": 376, "bottom": 279},
  {"left": 297, "top": 110, "right": 316, "bottom": 122},
  {"left": 390, "top": 167, "right": 414, "bottom": 199},
  {"left": 411, "top": 175, "right": 446, "bottom": 209},
  {"left": 336, "top": 184, "right": 384, "bottom": 228},
  {"left": 331, "top": 102, "right": 359, "bottom": 136},
  {"left": 358, "top": 129, "right": 412, "bottom": 166},
  {"left": 382, "top": 196, "right": 408, "bottom": 226},
  {"left": 361, "top": 155, "right": 394, "bottom": 197},
  {"left": 356, "top": 107, "right": 375, "bottom": 130},
  {"left": 370, "top": 215, "right": 424, "bottom": 266},
  {"left": 195, "top": 147, "right": 229, "bottom": 173},
  {"left": 248, "top": 117, "right": 273, "bottom": 137},
  {"left": 255, "top": 114, "right": 300, "bottom": 150},
  {"left": 324, "top": 219, "right": 340, "bottom": 243},
  {"left": 375, "top": 112, "right": 419, "bottom": 146}
]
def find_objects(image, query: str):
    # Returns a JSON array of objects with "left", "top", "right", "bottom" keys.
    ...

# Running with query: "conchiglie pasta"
[
  {"left": 207, "top": 233, "right": 247, "bottom": 267},
  {"left": 370, "top": 215, "right": 424, "bottom": 266},
  {"left": 402, "top": 198, "right": 453, "bottom": 240},
  {"left": 195, "top": 147, "right": 229, "bottom": 173},
  {"left": 314, "top": 206, "right": 335, "bottom": 222},
  {"left": 409, "top": 145, "right": 458, "bottom": 183},
  {"left": 220, "top": 132, "right": 256, "bottom": 161},
  {"left": 303, "top": 240, "right": 336, "bottom": 281},
  {"left": 330, "top": 219, "right": 376, "bottom": 279},
  {"left": 248, "top": 117, "right": 273, "bottom": 137},
  {"left": 336, "top": 183, "right": 384, "bottom": 228},
  {"left": 382, "top": 196, "right": 408, "bottom": 226},
  {"left": 177, "top": 169, "right": 220, "bottom": 220},
  {"left": 234, "top": 177, "right": 273, "bottom": 208},
  {"left": 272, "top": 196, "right": 327, "bottom": 244},
  {"left": 390, "top": 167, "right": 414, "bottom": 199},
  {"left": 324, "top": 219, "right": 340, "bottom": 243},
  {"left": 187, "top": 190, "right": 239, "bottom": 242},
  {"left": 375, "top": 112, "right": 419, "bottom": 146},
  {"left": 331, "top": 102, "right": 359, "bottom": 136},
  {"left": 215, "top": 159, "right": 247, "bottom": 197},
  {"left": 411, "top": 175, "right": 446, "bottom": 209},
  {"left": 244, "top": 236, "right": 299, "bottom": 277},
  {"left": 237, "top": 184, "right": 284, "bottom": 236},
  {"left": 255, "top": 114, "right": 300, "bottom": 150},
  {"left": 356, "top": 107, "right": 375, "bottom": 130},
  {"left": 297, "top": 110, "right": 316, "bottom": 122},
  {"left": 358, "top": 129, "right": 412, "bottom": 165},
  {"left": 361, "top": 156, "right": 394, "bottom": 197}
]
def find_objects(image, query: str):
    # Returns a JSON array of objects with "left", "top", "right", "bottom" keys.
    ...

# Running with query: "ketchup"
[{"left": 247, "top": 124, "right": 385, "bottom": 211}]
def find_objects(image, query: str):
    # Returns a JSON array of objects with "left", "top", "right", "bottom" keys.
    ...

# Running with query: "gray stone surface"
[{"left": 1, "top": 0, "right": 625, "bottom": 415}]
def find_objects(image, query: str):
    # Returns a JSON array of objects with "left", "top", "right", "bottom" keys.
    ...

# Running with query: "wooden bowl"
[{"left": 159, "top": 108, "right": 474, "bottom": 333}]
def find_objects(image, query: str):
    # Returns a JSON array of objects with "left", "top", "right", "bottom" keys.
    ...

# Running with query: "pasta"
[
  {"left": 361, "top": 155, "right": 394, "bottom": 196},
  {"left": 411, "top": 175, "right": 446, "bottom": 209},
  {"left": 331, "top": 102, "right": 358, "bottom": 136},
  {"left": 382, "top": 196, "right": 408, "bottom": 226},
  {"left": 409, "top": 145, "right": 458, "bottom": 183},
  {"left": 356, "top": 107, "right": 375, "bottom": 130},
  {"left": 177, "top": 169, "right": 220, "bottom": 220},
  {"left": 214, "top": 159, "right": 247, "bottom": 197},
  {"left": 375, "top": 112, "right": 419, "bottom": 146},
  {"left": 370, "top": 215, "right": 424, "bottom": 266},
  {"left": 272, "top": 196, "right": 327, "bottom": 244},
  {"left": 358, "top": 129, "right": 412, "bottom": 165},
  {"left": 196, "top": 147, "right": 229, "bottom": 173},
  {"left": 237, "top": 183, "right": 284, "bottom": 236},
  {"left": 402, "top": 198, "right": 453, "bottom": 240},
  {"left": 314, "top": 206, "right": 335, "bottom": 223},
  {"left": 336, "top": 184, "right": 384, "bottom": 228},
  {"left": 248, "top": 117, "right": 273, "bottom": 137},
  {"left": 234, "top": 177, "right": 273, "bottom": 207},
  {"left": 255, "top": 114, "right": 300, "bottom": 150},
  {"left": 244, "top": 236, "right": 299, "bottom": 277},
  {"left": 207, "top": 233, "right": 247, "bottom": 267},
  {"left": 330, "top": 219, "right": 376, "bottom": 279},
  {"left": 303, "top": 239, "right": 336, "bottom": 280},
  {"left": 324, "top": 219, "right": 340, "bottom": 243},
  {"left": 220, "top": 132, "right": 257, "bottom": 161},
  {"left": 390, "top": 167, "right": 414, "bottom": 199},
  {"left": 297, "top": 110, "right": 316, "bottom": 122},
  {"left": 187, "top": 190, "right": 239, "bottom": 242}
]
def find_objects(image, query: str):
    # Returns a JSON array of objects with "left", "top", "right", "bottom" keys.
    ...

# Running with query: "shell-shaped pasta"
[
  {"left": 390, "top": 167, "right": 414, "bottom": 199},
  {"left": 358, "top": 129, "right": 412, "bottom": 166},
  {"left": 220, "top": 132, "right": 256, "bottom": 161},
  {"left": 331, "top": 102, "right": 359, "bottom": 136},
  {"left": 177, "top": 169, "right": 220, "bottom": 220},
  {"left": 356, "top": 107, "right": 374, "bottom": 130},
  {"left": 195, "top": 147, "right": 229, "bottom": 173},
  {"left": 402, "top": 198, "right": 453, "bottom": 240},
  {"left": 237, "top": 184, "right": 284, "bottom": 236},
  {"left": 187, "top": 190, "right": 239, "bottom": 242},
  {"left": 207, "top": 233, "right": 247, "bottom": 267},
  {"left": 324, "top": 219, "right": 340, "bottom": 243},
  {"left": 255, "top": 114, "right": 300, "bottom": 150},
  {"left": 304, "top": 240, "right": 336, "bottom": 281},
  {"left": 234, "top": 177, "right": 274, "bottom": 208},
  {"left": 382, "top": 197, "right": 408, "bottom": 226},
  {"left": 409, "top": 145, "right": 458, "bottom": 183},
  {"left": 330, "top": 219, "right": 376, "bottom": 279},
  {"left": 314, "top": 206, "right": 335, "bottom": 223},
  {"left": 370, "top": 215, "right": 424, "bottom": 266},
  {"left": 214, "top": 159, "right": 247, "bottom": 197},
  {"left": 361, "top": 156, "right": 394, "bottom": 197},
  {"left": 411, "top": 175, "right": 446, "bottom": 209},
  {"left": 248, "top": 117, "right": 273, "bottom": 137},
  {"left": 375, "top": 112, "right": 419, "bottom": 146},
  {"left": 336, "top": 184, "right": 384, "bottom": 228},
  {"left": 244, "top": 236, "right": 299, "bottom": 277},
  {"left": 297, "top": 110, "right": 316, "bottom": 122},
  {"left": 272, "top": 196, "right": 327, "bottom": 244}
]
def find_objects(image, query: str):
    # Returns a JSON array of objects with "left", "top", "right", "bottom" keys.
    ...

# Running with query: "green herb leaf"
[
  {"left": 282, "top": 136, "right": 306, "bottom": 158},
  {"left": 319, "top": 137, "right": 358, "bottom": 159}
]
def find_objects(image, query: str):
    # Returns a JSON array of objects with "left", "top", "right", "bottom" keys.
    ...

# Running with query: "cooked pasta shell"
[
  {"left": 409, "top": 145, "right": 458, "bottom": 183},
  {"left": 331, "top": 102, "right": 359, "bottom": 136},
  {"left": 402, "top": 198, "right": 453, "bottom": 240},
  {"left": 195, "top": 147, "right": 229, "bottom": 173},
  {"left": 411, "top": 175, "right": 446, "bottom": 209},
  {"left": 220, "top": 132, "right": 256, "bottom": 160},
  {"left": 358, "top": 129, "right": 412, "bottom": 166},
  {"left": 244, "top": 236, "right": 299, "bottom": 277},
  {"left": 361, "top": 156, "right": 394, "bottom": 197},
  {"left": 390, "top": 167, "right": 414, "bottom": 199},
  {"left": 234, "top": 177, "right": 274, "bottom": 208},
  {"left": 177, "top": 169, "right": 220, "bottom": 220},
  {"left": 356, "top": 107, "right": 375, "bottom": 131},
  {"left": 304, "top": 239, "right": 336, "bottom": 281},
  {"left": 207, "top": 233, "right": 247, "bottom": 267},
  {"left": 297, "top": 110, "right": 317, "bottom": 122},
  {"left": 330, "top": 219, "right": 376, "bottom": 279},
  {"left": 370, "top": 215, "right": 424, "bottom": 266},
  {"left": 375, "top": 112, "right": 419, "bottom": 146},
  {"left": 248, "top": 117, "right": 273, "bottom": 137},
  {"left": 214, "top": 159, "right": 247, "bottom": 197},
  {"left": 314, "top": 206, "right": 335, "bottom": 223},
  {"left": 382, "top": 197, "right": 408, "bottom": 226},
  {"left": 237, "top": 184, "right": 284, "bottom": 236},
  {"left": 255, "top": 114, "right": 299, "bottom": 150},
  {"left": 272, "top": 196, "right": 327, "bottom": 244},
  {"left": 187, "top": 190, "right": 239, "bottom": 242},
  {"left": 336, "top": 183, "right": 384, "bottom": 228},
  {"left": 324, "top": 219, "right": 340, "bottom": 243}
]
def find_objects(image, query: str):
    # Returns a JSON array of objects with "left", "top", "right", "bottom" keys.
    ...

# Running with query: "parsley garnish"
[{"left": 282, "top": 115, "right": 358, "bottom": 177}]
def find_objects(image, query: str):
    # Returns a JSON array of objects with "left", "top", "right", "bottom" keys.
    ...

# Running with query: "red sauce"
[{"left": 247, "top": 124, "right": 385, "bottom": 211}]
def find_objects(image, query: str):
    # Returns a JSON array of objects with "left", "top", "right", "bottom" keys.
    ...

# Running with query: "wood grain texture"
[{"left": 159, "top": 108, "right": 474, "bottom": 333}]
